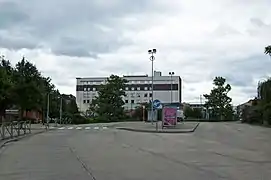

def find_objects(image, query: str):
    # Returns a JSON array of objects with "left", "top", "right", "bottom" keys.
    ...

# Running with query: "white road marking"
[
  {"left": 94, "top": 127, "right": 99, "bottom": 130},
  {"left": 85, "top": 127, "right": 91, "bottom": 130},
  {"left": 68, "top": 127, "right": 74, "bottom": 130},
  {"left": 58, "top": 127, "right": 65, "bottom": 130},
  {"left": 102, "top": 127, "right": 108, "bottom": 129},
  {"left": 76, "top": 127, "right": 82, "bottom": 130}
]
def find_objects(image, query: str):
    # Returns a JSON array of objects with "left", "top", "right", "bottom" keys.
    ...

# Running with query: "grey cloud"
[
  {"left": 0, "top": 1, "right": 29, "bottom": 28},
  {"left": 250, "top": 18, "right": 267, "bottom": 27},
  {"left": 0, "top": 34, "right": 37, "bottom": 50},
  {"left": 210, "top": 54, "right": 270, "bottom": 88},
  {"left": 212, "top": 24, "right": 241, "bottom": 37},
  {"left": 0, "top": 0, "right": 164, "bottom": 57}
]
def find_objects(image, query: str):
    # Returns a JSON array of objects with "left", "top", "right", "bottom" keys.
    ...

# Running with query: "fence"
[{"left": 0, "top": 121, "right": 31, "bottom": 140}]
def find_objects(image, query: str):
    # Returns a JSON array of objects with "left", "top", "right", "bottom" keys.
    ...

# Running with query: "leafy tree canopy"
[
  {"left": 0, "top": 55, "right": 80, "bottom": 123},
  {"left": 264, "top": 45, "right": 271, "bottom": 56},
  {"left": 203, "top": 76, "right": 234, "bottom": 120},
  {"left": 89, "top": 75, "right": 128, "bottom": 122},
  {"left": 0, "top": 57, "right": 14, "bottom": 116}
]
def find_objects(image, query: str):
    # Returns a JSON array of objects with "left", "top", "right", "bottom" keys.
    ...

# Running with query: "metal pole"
[
  {"left": 148, "top": 49, "right": 157, "bottom": 130},
  {"left": 200, "top": 95, "right": 203, "bottom": 119},
  {"left": 60, "top": 97, "right": 62, "bottom": 125},
  {"left": 46, "top": 93, "right": 49, "bottom": 128},
  {"left": 170, "top": 73, "right": 173, "bottom": 104},
  {"left": 151, "top": 54, "right": 154, "bottom": 126}
]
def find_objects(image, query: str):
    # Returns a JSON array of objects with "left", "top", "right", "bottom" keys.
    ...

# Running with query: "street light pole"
[
  {"left": 169, "top": 72, "right": 174, "bottom": 104},
  {"left": 148, "top": 49, "right": 157, "bottom": 130}
]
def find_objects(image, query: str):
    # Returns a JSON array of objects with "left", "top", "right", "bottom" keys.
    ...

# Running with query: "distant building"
[
  {"left": 237, "top": 98, "right": 258, "bottom": 116},
  {"left": 4, "top": 109, "right": 42, "bottom": 122},
  {"left": 76, "top": 71, "right": 182, "bottom": 113}
]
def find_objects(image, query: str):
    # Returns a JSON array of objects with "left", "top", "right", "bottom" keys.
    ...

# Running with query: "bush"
[{"left": 71, "top": 113, "right": 89, "bottom": 124}]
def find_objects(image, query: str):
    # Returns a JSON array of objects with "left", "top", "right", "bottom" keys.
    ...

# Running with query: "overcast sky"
[{"left": 0, "top": 0, "right": 270, "bottom": 105}]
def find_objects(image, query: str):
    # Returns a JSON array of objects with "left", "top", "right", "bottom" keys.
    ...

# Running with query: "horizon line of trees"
[{"left": 0, "top": 55, "right": 79, "bottom": 123}]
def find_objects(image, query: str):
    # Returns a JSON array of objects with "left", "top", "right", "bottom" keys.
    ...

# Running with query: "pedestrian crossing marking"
[{"left": 53, "top": 126, "right": 108, "bottom": 131}]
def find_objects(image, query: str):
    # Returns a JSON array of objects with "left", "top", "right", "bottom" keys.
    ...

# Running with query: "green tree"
[
  {"left": 257, "top": 78, "right": 271, "bottom": 125},
  {"left": 264, "top": 45, "right": 271, "bottom": 57},
  {"left": 13, "top": 57, "right": 45, "bottom": 118},
  {"left": 0, "top": 57, "right": 15, "bottom": 122},
  {"left": 204, "top": 77, "right": 234, "bottom": 120},
  {"left": 90, "top": 75, "right": 128, "bottom": 122}
]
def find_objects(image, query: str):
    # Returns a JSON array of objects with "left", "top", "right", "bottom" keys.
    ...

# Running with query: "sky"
[{"left": 0, "top": 0, "right": 270, "bottom": 105}]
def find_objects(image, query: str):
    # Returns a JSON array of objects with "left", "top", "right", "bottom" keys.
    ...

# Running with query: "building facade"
[{"left": 76, "top": 71, "right": 182, "bottom": 113}]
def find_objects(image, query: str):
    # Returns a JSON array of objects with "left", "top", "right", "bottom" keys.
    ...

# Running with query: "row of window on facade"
[
  {"left": 82, "top": 80, "right": 153, "bottom": 85},
  {"left": 83, "top": 99, "right": 149, "bottom": 104},
  {"left": 127, "top": 93, "right": 152, "bottom": 98},
  {"left": 83, "top": 87, "right": 152, "bottom": 91},
  {"left": 83, "top": 92, "right": 152, "bottom": 99}
]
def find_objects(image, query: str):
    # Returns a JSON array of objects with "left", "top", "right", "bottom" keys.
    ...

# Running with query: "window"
[
  {"left": 93, "top": 87, "right": 96, "bottom": 91},
  {"left": 87, "top": 88, "right": 90, "bottom": 91},
  {"left": 131, "top": 87, "right": 135, "bottom": 91},
  {"left": 93, "top": 81, "right": 96, "bottom": 84},
  {"left": 125, "top": 87, "right": 129, "bottom": 91},
  {"left": 131, "top": 93, "right": 135, "bottom": 98},
  {"left": 83, "top": 100, "right": 86, "bottom": 103},
  {"left": 149, "top": 93, "right": 152, "bottom": 97},
  {"left": 149, "top": 81, "right": 152, "bottom": 83},
  {"left": 84, "top": 88, "right": 86, "bottom": 91},
  {"left": 131, "top": 100, "right": 135, "bottom": 104},
  {"left": 144, "top": 93, "right": 148, "bottom": 97},
  {"left": 144, "top": 87, "right": 148, "bottom": 90},
  {"left": 125, "top": 100, "right": 128, "bottom": 103},
  {"left": 131, "top": 81, "right": 135, "bottom": 84},
  {"left": 137, "top": 81, "right": 141, "bottom": 83},
  {"left": 145, "top": 81, "right": 148, "bottom": 84},
  {"left": 87, "top": 81, "right": 91, "bottom": 84},
  {"left": 83, "top": 81, "right": 87, "bottom": 85},
  {"left": 149, "top": 87, "right": 152, "bottom": 90},
  {"left": 137, "top": 93, "right": 140, "bottom": 97},
  {"left": 87, "top": 100, "right": 90, "bottom": 103},
  {"left": 137, "top": 87, "right": 140, "bottom": 90},
  {"left": 136, "top": 99, "right": 141, "bottom": 103}
]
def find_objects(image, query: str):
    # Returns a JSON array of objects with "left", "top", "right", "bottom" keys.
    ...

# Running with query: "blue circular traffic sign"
[{"left": 153, "top": 99, "right": 161, "bottom": 109}]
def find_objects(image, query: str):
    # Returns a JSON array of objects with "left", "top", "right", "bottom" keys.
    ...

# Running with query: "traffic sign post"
[{"left": 153, "top": 99, "right": 161, "bottom": 109}]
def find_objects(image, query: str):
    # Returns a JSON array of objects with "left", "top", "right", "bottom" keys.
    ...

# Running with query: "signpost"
[{"left": 162, "top": 107, "right": 177, "bottom": 128}]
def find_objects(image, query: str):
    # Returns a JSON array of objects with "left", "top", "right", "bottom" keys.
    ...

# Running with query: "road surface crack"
[
  {"left": 212, "top": 151, "right": 271, "bottom": 164},
  {"left": 69, "top": 147, "right": 97, "bottom": 180}
]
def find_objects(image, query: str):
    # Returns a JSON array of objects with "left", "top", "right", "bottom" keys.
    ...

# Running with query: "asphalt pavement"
[{"left": 0, "top": 122, "right": 271, "bottom": 180}]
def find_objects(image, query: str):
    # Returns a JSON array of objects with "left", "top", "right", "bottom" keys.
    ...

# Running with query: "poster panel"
[{"left": 162, "top": 107, "right": 177, "bottom": 127}]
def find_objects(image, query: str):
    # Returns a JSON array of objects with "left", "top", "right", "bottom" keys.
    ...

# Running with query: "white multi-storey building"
[{"left": 76, "top": 71, "right": 182, "bottom": 113}]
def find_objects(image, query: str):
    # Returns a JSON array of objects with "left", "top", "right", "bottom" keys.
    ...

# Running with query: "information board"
[{"left": 162, "top": 107, "right": 177, "bottom": 127}]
